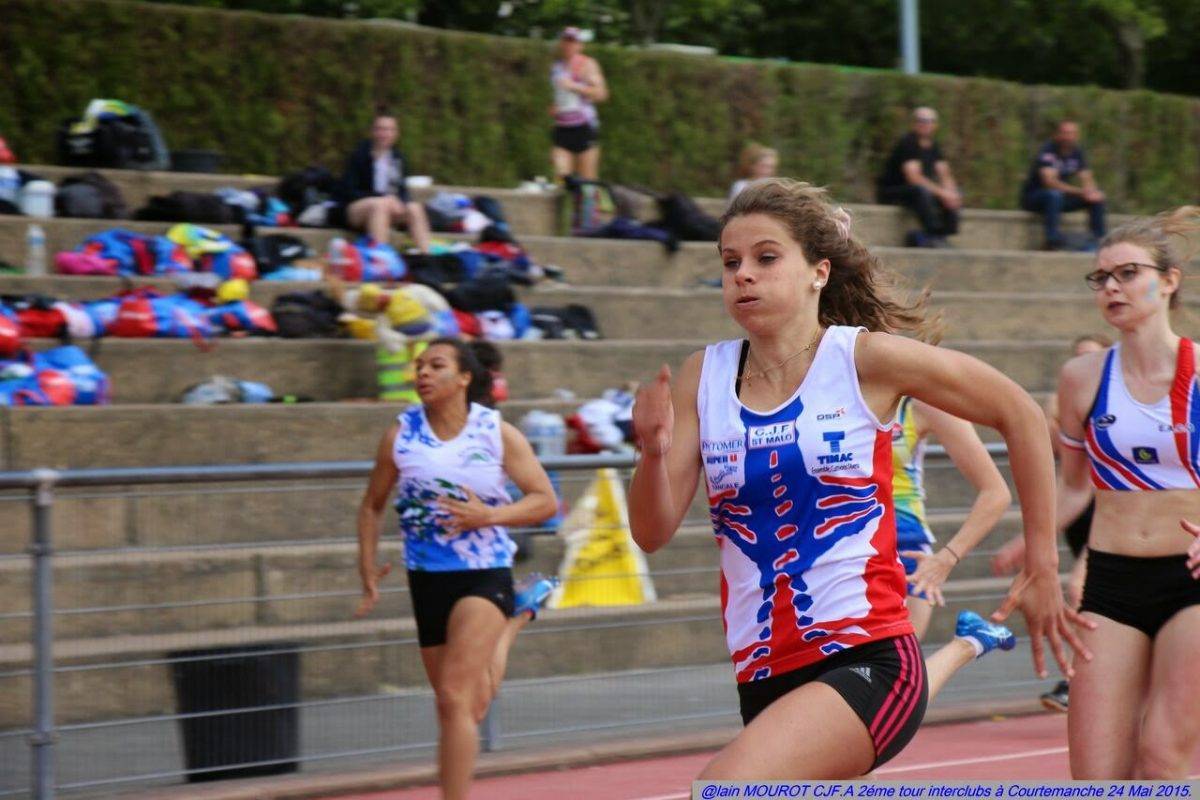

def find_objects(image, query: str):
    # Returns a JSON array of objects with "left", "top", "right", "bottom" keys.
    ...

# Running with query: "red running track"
[{"left": 325, "top": 713, "right": 1200, "bottom": 800}]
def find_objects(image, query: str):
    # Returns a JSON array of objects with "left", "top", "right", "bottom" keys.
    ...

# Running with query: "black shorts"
[
  {"left": 1079, "top": 547, "right": 1200, "bottom": 638},
  {"left": 408, "top": 567, "right": 514, "bottom": 647},
  {"left": 737, "top": 635, "right": 928, "bottom": 769},
  {"left": 552, "top": 124, "right": 599, "bottom": 154}
]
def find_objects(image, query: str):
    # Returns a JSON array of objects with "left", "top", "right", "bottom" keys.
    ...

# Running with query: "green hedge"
[{"left": 2, "top": 0, "right": 1199, "bottom": 212}]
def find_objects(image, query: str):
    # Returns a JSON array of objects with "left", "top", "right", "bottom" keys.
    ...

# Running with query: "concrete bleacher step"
[
  {"left": 16, "top": 165, "right": 558, "bottom": 242},
  {"left": 14, "top": 164, "right": 1130, "bottom": 250},
  {"left": 0, "top": 216, "right": 1110, "bottom": 297},
  {"left": 4, "top": 265, "right": 1174, "bottom": 344},
  {"left": 0, "top": 513, "right": 1037, "bottom": 644},
  {"left": 23, "top": 337, "right": 1074, "bottom": 405},
  {"left": 0, "top": 569, "right": 1036, "bottom": 728},
  {"left": 0, "top": 271, "right": 1154, "bottom": 342}
]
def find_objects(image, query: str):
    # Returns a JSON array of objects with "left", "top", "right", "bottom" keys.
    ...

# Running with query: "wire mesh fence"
[{"left": 0, "top": 447, "right": 1052, "bottom": 798}]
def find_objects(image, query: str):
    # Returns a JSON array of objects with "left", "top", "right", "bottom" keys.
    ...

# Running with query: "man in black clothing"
[
  {"left": 1019, "top": 120, "right": 1106, "bottom": 251},
  {"left": 876, "top": 107, "right": 962, "bottom": 247},
  {"left": 336, "top": 113, "right": 431, "bottom": 252}
]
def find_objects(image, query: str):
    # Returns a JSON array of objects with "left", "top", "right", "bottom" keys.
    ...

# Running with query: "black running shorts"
[
  {"left": 736, "top": 635, "right": 928, "bottom": 768},
  {"left": 408, "top": 567, "right": 514, "bottom": 647},
  {"left": 1080, "top": 547, "right": 1200, "bottom": 638}
]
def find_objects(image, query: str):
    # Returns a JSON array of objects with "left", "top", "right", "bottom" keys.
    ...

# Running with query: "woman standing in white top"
[{"left": 550, "top": 27, "right": 608, "bottom": 181}]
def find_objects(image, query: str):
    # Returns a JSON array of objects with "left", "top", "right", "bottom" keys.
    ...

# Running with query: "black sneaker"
[{"left": 1040, "top": 680, "right": 1069, "bottom": 712}]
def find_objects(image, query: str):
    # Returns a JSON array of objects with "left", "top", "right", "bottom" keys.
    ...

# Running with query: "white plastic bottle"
[
  {"left": 25, "top": 224, "right": 47, "bottom": 276},
  {"left": 328, "top": 236, "right": 349, "bottom": 277}
]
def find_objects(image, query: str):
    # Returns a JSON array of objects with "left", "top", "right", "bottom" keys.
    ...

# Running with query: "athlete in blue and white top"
[
  {"left": 356, "top": 338, "right": 559, "bottom": 799},
  {"left": 1054, "top": 207, "right": 1200, "bottom": 778},
  {"left": 391, "top": 400, "right": 517, "bottom": 571},
  {"left": 629, "top": 178, "right": 1079, "bottom": 780}
]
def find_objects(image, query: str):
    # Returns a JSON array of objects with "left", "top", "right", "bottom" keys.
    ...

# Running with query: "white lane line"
[
  {"left": 626, "top": 745, "right": 1076, "bottom": 798},
  {"left": 876, "top": 746, "right": 1069, "bottom": 774}
]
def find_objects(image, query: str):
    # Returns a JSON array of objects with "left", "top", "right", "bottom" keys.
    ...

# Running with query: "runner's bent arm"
[
  {"left": 629, "top": 352, "right": 703, "bottom": 553},
  {"left": 918, "top": 400, "right": 1012, "bottom": 563}
]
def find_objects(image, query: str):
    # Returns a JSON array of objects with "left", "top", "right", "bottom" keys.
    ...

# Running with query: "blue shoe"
[
  {"left": 513, "top": 573, "right": 559, "bottom": 620},
  {"left": 955, "top": 610, "right": 1016, "bottom": 658}
]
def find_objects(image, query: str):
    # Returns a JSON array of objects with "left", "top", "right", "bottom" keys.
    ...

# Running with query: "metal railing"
[{"left": 0, "top": 446, "right": 1027, "bottom": 798}]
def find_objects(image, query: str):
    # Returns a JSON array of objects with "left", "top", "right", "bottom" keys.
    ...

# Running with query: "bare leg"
[
  {"left": 403, "top": 201, "right": 433, "bottom": 253},
  {"left": 576, "top": 146, "right": 601, "bottom": 180},
  {"left": 1135, "top": 607, "right": 1200, "bottom": 778},
  {"left": 346, "top": 197, "right": 392, "bottom": 244},
  {"left": 908, "top": 597, "right": 934, "bottom": 641},
  {"left": 699, "top": 682, "right": 876, "bottom": 779},
  {"left": 1069, "top": 612, "right": 1152, "bottom": 778},
  {"left": 435, "top": 597, "right": 507, "bottom": 800},
  {"left": 551, "top": 147, "right": 574, "bottom": 182},
  {"left": 923, "top": 637, "right": 975, "bottom": 700}
]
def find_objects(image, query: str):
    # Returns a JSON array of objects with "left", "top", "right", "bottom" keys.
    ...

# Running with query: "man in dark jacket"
[
  {"left": 337, "top": 113, "right": 431, "bottom": 252},
  {"left": 876, "top": 107, "right": 962, "bottom": 248},
  {"left": 1020, "top": 120, "right": 1106, "bottom": 250}
]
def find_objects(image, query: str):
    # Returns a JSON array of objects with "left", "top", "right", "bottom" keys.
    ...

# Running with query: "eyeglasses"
[{"left": 1084, "top": 262, "right": 1168, "bottom": 291}]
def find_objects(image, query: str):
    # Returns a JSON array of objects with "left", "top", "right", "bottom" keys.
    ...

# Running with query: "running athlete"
[
  {"left": 892, "top": 396, "right": 1011, "bottom": 638},
  {"left": 1053, "top": 207, "right": 1200, "bottom": 778},
  {"left": 629, "top": 179, "right": 1087, "bottom": 779},
  {"left": 355, "top": 338, "right": 559, "bottom": 800},
  {"left": 992, "top": 334, "right": 1111, "bottom": 712}
]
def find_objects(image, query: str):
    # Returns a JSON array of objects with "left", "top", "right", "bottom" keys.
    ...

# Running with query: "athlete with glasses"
[{"left": 1055, "top": 206, "right": 1200, "bottom": 777}]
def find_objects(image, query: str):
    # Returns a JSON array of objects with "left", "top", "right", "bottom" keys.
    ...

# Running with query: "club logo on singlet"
[
  {"left": 1095, "top": 414, "right": 1117, "bottom": 429},
  {"left": 1133, "top": 446, "right": 1159, "bottom": 464},
  {"left": 748, "top": 421, "right": 795, "bottom": 449}
]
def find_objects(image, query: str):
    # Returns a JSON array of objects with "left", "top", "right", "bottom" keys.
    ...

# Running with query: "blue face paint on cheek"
[{"left": 1145, "top": 277, "right": 1159, "bottom": 301}]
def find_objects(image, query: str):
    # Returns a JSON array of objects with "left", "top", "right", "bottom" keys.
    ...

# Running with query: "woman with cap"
[{"left": 550, "top": 27, "right": 608, "bottom": 181}]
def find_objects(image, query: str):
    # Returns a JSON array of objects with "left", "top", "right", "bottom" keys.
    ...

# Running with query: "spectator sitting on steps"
[
  {"left": 1020, "top": 120, "right": 1107, "bottom": 251},
  {"left": 334, "top": 112, "right": 432, "bottom": 253},
  {"left": 876, "top": 107, "right": 962, "bottom": 248},
  {"left": 728, "top": 143, "right": 778, "bottom": 204}
]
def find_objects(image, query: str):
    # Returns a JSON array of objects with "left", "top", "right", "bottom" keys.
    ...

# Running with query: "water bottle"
[
  {"left": 328, "top": 236, "right": 348, "bottom": 276},
  {"left": 25, "top": 224, "right": 46, "bottom": 276},
  {"left": 520, "top": 411, "right": 567, "bottom": 459}
]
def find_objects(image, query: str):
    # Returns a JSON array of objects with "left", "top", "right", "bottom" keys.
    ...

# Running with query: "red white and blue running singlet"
[
  {"left": 1060, "top": 338, "right": 1200, "bottom": 491},
  {"left": 698, "top": 326, "right": 913, "bottom": 684}
]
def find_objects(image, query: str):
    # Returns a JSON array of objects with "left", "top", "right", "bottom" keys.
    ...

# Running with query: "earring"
[{"left": 813, "top": 281, "right": 823, "bottom": 289}]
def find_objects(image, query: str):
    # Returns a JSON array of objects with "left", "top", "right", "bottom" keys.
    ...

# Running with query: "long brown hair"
[
  {"left": 720, "top": 178, "right": 937, "bottom": 339},
  {"left": 1099, "top": 206, "right": 1200, "bottom": 310}
]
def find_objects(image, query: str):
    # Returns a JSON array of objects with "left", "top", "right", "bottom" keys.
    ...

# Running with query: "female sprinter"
[
  {"left": 629, "top": 179, "right": 1088, "bottom": 779},
  {"left": 355, "top": 338, "right": 559, "bottom": 799},
  {"left": 1054, "top": 208, "right": 1200, "bottom": 778},
  {"left": 894, "top": 396, "right": 1011, "bottom": 639}
]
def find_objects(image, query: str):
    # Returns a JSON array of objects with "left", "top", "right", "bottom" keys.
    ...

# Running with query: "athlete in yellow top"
[{"left": 893, "top": 396, "right": 1012, "bottom": 638}]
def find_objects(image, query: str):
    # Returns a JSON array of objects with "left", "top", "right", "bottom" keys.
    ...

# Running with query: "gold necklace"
[{"left": 742, "top": 329, "right": 823, "bottom": 386}]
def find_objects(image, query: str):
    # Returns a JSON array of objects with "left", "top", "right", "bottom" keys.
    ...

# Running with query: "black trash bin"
[{"left": 169, "top": 642, "right": 300, "bottom": 782}]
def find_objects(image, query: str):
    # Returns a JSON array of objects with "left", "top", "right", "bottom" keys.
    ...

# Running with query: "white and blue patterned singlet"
[{"left": 392, "top": 403, "right": 516, "bottom": 571}]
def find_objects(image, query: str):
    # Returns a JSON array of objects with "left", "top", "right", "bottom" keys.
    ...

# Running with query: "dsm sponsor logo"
[
  {"left": 748, "top": 422, "right": 796, "bottom": 449},
  {"left": 816, "top": 407, "right": 846, "bottom": 422}
]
